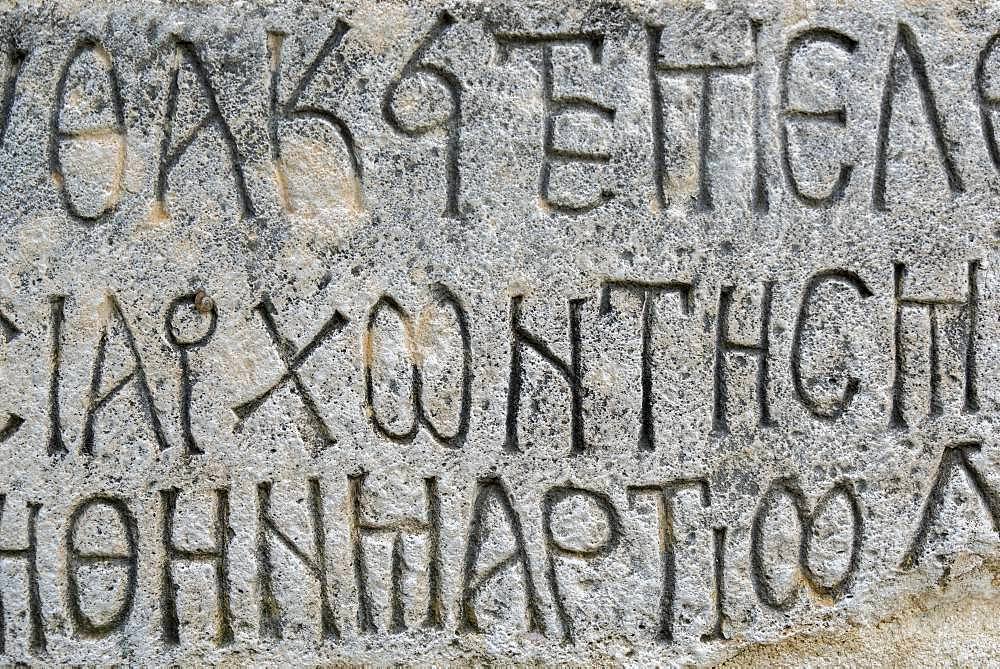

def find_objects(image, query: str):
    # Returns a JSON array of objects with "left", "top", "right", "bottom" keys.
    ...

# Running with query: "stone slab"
[{"left": 0, "top": 0, "right": 997, "bottom": 664}]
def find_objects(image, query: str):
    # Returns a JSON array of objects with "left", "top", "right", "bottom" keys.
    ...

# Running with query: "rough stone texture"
[{"left": 0, "top": 0, "right": 997, "bottom": 664}]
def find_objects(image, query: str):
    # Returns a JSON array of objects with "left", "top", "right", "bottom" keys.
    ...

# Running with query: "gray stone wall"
[{"left": 0, "top": 0, "right": 996, "bottom": 664}]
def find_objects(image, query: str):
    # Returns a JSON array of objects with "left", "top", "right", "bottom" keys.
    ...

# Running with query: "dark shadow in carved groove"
[
  {"left": 460, "top": 477, "right": 545, "bottom": 634},
  {"left": 494, "top": 30, "right": 616, "bottom": 214},
  {"left": 66, "top": 495, "right": 139, "bottom": 638},
  {"left": 165, "top": 292, "right": 219, "bottom": 455},
  {"left": 160, "top": 487, "right": 234, "bottom": 646},
  {"left": 0, "top": 496, "right": 45, "bottom": 653},
  {"left": 646, "top": 20, "right": 767, "bottom": 212},
  {"left": 504, "top": 294, "right": 586, "bottom": 454},
  {"left": 0, "top": 40, "right": 26, "bottom": 149},
  {"left": 348, "top": 472, "right": 444, "bottom": 633},
  {"left": 872, "top": 23, "right": 964, "bottom": 211},
  {"left": 364, "top": 284, "right": 472, "bottom": 448},
  {"left": 542, "top": 484, "right": 622, "bottom": 644},
  {"left": 599, "top": 279, "right": 693, "bottom": 451},
  {"left": 232, "top": 296, "right": 348, "bottom": 450},
  {"left": 790, "top": 269, "right": 873, "bottom": 420},
  {"left": 84, "top": 295, "right": 171, "bottom": 454},
  {"left": 627, "top": 478, "right": 709, "bottom": 644},
  {"left": 382, "top": 12, "right": 462, "bottom": 218},
  {"left": 49, "top": 37, "right": 127, "bottom": 225},
  {"left": 780, "top": 28, "right": 858, "bottom": 207},
  {"left": 268, "top": 21, "right": 364, "bottom": 211},
  {"left": 750, "top": 477, "right": 863, "bottom": 610},
  {"left": 256, "top": 478, "right": 339, "bottom": 640},
  {"left": 157, "top": 39, "right": 256, "bottom": 220}
]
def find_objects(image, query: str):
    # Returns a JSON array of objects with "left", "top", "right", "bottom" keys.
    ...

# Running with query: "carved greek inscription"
[
  {"left": 976, "top": 32, "right": 1000, "bottom": 171},
  {"left": 0, "top": 13, "right": 998, "bottom": 221},
  {"left": 0, "top": 497, "right": 44, "bottom": 654},
  {"left": 780, "top": 29, "right": 857, "bottom": 206},
  {"left": 0, "top": 309, "right": 18, "bottom": 353},
  {"left": 3, "top": 8, "right": 1000, "bottom": 662},
  {"left": 627, "top": 479, "right": 710, "bottom": 643},
  {"left": 750, "top": 478, "right": 863, "bottom": 609},
  {"left": 460, "top": 477, "right": 545, "bottom": 634},
  {"left": 84, "top": 295, "right": 170, "bottom": 454},
  {"left": 712, "top": 282, "right": 774, "bottom": 434},
  {"left": 872, "top": 23, "right": 964, "bottom": 211},
  {"left": 65, "top": 495, "right": 139, "bottom": 638},
  {"left": 383, "top": 12, "right": 462, "bottom": 218},
  {"left": 47, "top": 296, "right": 66, "bottom": 455},
  {"left": 0, "top": 307, "right": 23, "bottom": 445},
  {"left": 156, "top": 39, "right": 255, "bottom": 220},
  {"left": 702, "top": 526, "right": 729, "bottom": 643},
  {"left": 267, "top": 22, "right": 363, "bottom": 212},
  {"left": 646, "top": 20, "right": 767, "bottom": 211},
  {"left": 165, "top": 291, "right": 218, "bottom": 455},
  {"left": 256, "top": 478, "right": 338, "bottom": 640},
  {"left": 363, "top": 284, "right": 471, "bottom": 447},
  {"left": 791, "top": 269, "right": 873, "bottom": 420},
  {"left": 900, "top": 441, "right": 1000, "bottom": 569},
  {"left": 348, "top": 473, "right": 443, "bottom": 633},
  {"left": 50, "top": 38, "right": 126, "bottom": 224},
  {"left": 0, "top": 414, "right": 20, "bottom": 444},
  {"left": 233, "top": 297, "right": 348, "bottom": 451},
  {"left": 160, "top": 487, "right": 233, "bottom": 646},
  {"left": 0, "top": 41, "right": 25, "bottom": 148},
  {"left": 504, "top": 294, "right": 586, "bottom": 454},
  {"left": 0, "top": 435, "right": 989, "bottom": 656},
  {"left": 599, "top": 280, "right": 693, "bottom": 450},
  {"left": 542, "top": 484, "right": 621, "bottom": 643},
  {"left": 494, "top": 31, "right": 615, "bottom": 213},
  {"left": 891, "top": 260, "right": 979, "bottom": 429}
]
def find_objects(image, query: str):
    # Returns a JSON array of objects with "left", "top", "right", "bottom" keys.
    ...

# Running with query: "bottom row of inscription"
[{"left": 0, "top": 439, "right": 996, "bottom": 655}]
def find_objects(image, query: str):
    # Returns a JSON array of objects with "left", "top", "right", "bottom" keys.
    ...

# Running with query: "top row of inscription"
[{"left": 3, "top": 11, "right": 1000, "bottom": 221}]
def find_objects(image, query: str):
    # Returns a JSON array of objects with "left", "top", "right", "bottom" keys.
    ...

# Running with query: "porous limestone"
[{"left": 0, "top": 0, "right": 997, "bottom": 664}]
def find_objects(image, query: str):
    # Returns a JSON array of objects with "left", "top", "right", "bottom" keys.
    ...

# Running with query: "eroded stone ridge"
[{"left": 0, "top": 0, "right": 997, "bottom": 664}]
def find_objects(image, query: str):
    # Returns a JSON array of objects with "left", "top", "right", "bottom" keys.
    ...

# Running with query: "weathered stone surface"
[{"left": 0, "top": 0, "right": 997, "bottom": 664}]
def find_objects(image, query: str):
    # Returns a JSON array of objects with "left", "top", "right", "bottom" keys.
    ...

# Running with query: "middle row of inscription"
[{"left": 0, "top": 259, "right": 986, "bottom": 456}]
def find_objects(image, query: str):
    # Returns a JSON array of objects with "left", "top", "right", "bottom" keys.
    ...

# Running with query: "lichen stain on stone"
[
  {"left": 351, "top": 2, "right": 415, "bottom": 55},
  {"left": 146, "top": 200, "right": 170, "bottom": 228},
  {"left": 725, "top": 560, "right": 1000, "bottom": 667},
  {"left": 278, "top": 134, "right": 365, "bottom": 227},
  {"left": 273, "top": 158, "right": 295, "bottom": 214}
]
